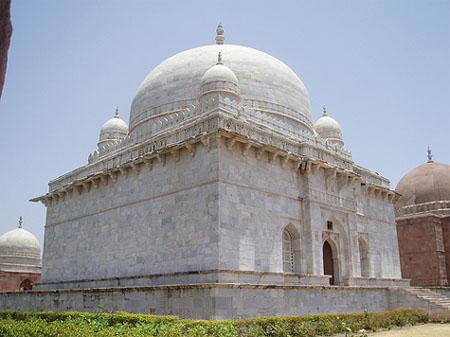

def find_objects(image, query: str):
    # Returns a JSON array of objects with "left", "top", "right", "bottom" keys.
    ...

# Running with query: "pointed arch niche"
[
  {"left": 282, "top": 224, "right": 300, "bottom": 273},
  {"left": 358, "top": 236, "right": 370, "bottom": 277}
]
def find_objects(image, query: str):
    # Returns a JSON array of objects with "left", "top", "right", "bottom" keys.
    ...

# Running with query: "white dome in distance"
[{"left": 0, "top": 218, "right": 41, "bottom": 270}]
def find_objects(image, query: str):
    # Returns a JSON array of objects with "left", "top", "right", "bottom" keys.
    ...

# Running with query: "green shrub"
[{"left": 0, "top": 308, "right": 428, "bottom": 337}]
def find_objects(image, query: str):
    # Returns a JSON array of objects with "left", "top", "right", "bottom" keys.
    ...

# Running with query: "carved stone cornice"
[{"left": 32, "top": 109, "right": 392, "bottom": 207}]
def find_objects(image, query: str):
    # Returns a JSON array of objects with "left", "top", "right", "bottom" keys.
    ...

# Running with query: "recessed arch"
[
  {"left": 19, "top": 279, "right": 33, "bottom": 291},
  {"left": 322, "top": 215, "right": 350, "bottom": 285},
  {"left": 323, "top": 239, "right": 339, "bottom": 285},
  {"left": 358, "top": 237, "right": 370, "bottom": 277},
  {"left": 282, "top": 224, "right": 300, "bottom": 273}
]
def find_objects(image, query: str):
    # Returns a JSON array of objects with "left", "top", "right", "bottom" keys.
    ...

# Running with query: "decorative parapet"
[
  {"left": 129, "top": 98, "right": 197, "bottom": 133},
  {"left": 353, "top": 164, "right": 390, "bottom": 189},
  {"left": 396, "top": 200, "right": 450, "bottom": 217},
  {"left": 124, "top": 94, "right": 353, "bottom": 164},
  {"left": 242, "top": 98, "right": 313, "bottom": 129},
  {"left": 130, "top": 97, "right": 313, "bottom": 139}
]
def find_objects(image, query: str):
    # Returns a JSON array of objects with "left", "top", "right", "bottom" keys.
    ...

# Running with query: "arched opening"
[
  {"left": 359, "top": 238, "right": 370, "bottom": 277},
  {"left": 19, "top": 279, "right": 33, "bottom": 291},
  {"left": 283, "top": 230, "right": 294, "bottom": 273},
  {"left": 282, "top": 224, "right": 300, "bottom": 273},
  {"left": 323, "top": 240, "right": 336, "bottom": 285}
]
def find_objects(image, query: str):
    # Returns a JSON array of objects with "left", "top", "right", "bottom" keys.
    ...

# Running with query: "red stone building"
[
  {"left": 0, "top": 218, "right": 41, "bottom": 292},
  {"left": 395, "top": 150, "right": 450, "bottom": 287}
]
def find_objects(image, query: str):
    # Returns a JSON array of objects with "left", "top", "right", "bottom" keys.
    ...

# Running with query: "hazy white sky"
[{"left": 1, "top": 0, "right": 449, "bottom": 245}]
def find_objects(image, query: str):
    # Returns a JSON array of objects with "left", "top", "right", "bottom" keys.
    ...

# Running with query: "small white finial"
[
  {"left": 217, "top": 52, "right": 223, "bottom": 65},
  {"left": 322, "top": 105, "right": 328, "bottom": 116},
  {"left": 427, "top": 146, "right": 433, "bottom": 162},
  {"left": 114, "top": 106, "right": 119, "bottom": 118},
  {"left": 216, "top": 23, "right": 224, "bottom": 45},
  {"left": 18, "top": 216, "right": 23, "bottom": 228}
]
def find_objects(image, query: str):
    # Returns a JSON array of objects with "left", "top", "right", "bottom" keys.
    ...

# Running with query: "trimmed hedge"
[{"left": 0, "top": 308, "right": 429, "bottom": 337}]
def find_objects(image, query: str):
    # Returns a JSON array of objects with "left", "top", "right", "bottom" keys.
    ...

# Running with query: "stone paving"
[{"left": 366, "top": 323, "right": 450, "bottom": 337}]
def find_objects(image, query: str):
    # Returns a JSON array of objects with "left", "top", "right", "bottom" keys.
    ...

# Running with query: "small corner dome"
[
  {"left": 201, "top": 56, "right": 238, "bottom": 85},
  {"left": 100, "top": 116, "right": 128, "bottom": 135},
  {"left": 0, "top": 227, "right": 41, "bottom": 260},
  {"left": 314, "top": 108, "right": 343, "bottom": 145},
  {"left": 99, "top": 110, "right": 128, "bottom": 142}
]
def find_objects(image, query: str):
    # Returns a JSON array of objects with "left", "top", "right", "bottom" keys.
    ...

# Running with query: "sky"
[{"left": 1, "top": 0, "right": 449, "bottom": 246}]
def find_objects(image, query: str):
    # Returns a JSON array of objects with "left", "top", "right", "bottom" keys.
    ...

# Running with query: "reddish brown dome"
[{"left": 395, "top": 161, "right": 450, "bottom": 209}]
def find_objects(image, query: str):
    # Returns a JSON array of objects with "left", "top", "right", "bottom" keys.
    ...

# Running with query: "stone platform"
[
  {"left": 0, "top": 283, "right": 446, "bottom": 319},
  {"left": 33, "top": 269, "right": 409, "bottom": 291}
]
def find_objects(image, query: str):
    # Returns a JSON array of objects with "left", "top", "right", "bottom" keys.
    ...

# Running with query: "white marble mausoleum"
[{"left": 3, "top": 25, "right": 436, "bottom": 319}]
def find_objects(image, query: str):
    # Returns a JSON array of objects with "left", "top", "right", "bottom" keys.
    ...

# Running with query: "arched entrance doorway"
[{"left": 323, "top": 240, "right": 336, "bottom": 285}]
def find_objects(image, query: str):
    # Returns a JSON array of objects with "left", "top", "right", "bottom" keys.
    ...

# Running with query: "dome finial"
[
  {"left": 322, "top": 105, "right": 328, "bottom": 116},
  {"left": 114, "top": 106, "right": 119, "bottom": 118},
  {"left": 427, "top": 146, "right": 433, "bottom": 163},
  {"left": 216, "top": 23, "right": 224, "bottom": 45},
  {"left": 217, "top": 52, "right": 223, "bottom": 65},
  {"left": 18, "top": 216, "right": 23, "bottom": 228}
]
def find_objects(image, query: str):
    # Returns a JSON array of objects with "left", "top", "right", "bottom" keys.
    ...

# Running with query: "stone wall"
[
  {"left": 42, "top": 143, "right": 221, "bottom": 284},
  {"left": 0, "top": 284, "right": 439, "bottom": 319},
  {"left": 443, "top": 217, "right": 450, "bottom": 283},
  {"left": 0, "top": 284, "right": 414, "bottom": 319},
  {"left": 217, "top": 140, "right": 302, "bottom": 274},
  {"left": 396, "top": 215, "right": 449, "bottom": 286},
  {"left": 39, "top": 133, "right": 404, "bottom": 290},
  {"left": 217, "top": 139, "right": 402, "bottom": 284},
  {"left": 35, "top": 270, "right": 330, "bottom": 291},
  {"left": 0, "top": 271, "right": 41, "bottom": 292}
]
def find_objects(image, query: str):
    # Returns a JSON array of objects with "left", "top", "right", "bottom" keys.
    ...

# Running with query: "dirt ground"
[{"left": 365, "top": 323, "right": 450, "bottom": 337}]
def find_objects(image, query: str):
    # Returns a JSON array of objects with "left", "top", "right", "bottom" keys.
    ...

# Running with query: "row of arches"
[{"left": 281, "top": 225, "right": 370, "bottom": 285}]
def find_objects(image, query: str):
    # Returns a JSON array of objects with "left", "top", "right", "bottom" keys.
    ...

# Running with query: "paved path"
[{"left": 365, "top": 323, "right": 450, "bottom": 337}]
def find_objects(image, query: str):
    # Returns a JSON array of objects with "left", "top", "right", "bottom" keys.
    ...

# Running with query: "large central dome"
[{"left": 130, "top": 44, "right": 312, "bottom": 139}]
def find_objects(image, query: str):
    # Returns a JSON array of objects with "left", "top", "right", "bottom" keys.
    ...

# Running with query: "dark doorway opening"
[
  {"left": 323, "top": 240, "right": 335, "bottom": 285},
  {"left": 19, "top": 279, "right": 33, "bottom": 291}
]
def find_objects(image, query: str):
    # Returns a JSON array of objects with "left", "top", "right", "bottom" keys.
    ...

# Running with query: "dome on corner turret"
[
  {"left": 201, "top": 53, "right": 238, "bottom": 85},
  {"left": 314, "top": 107, "right": 343, "bottom": 147},
  {"left": 199, "top": 52, "right": 240, "bottom": 102},
  {"left": 98, "top": 108, "right": 128, "bottom": 146}
]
